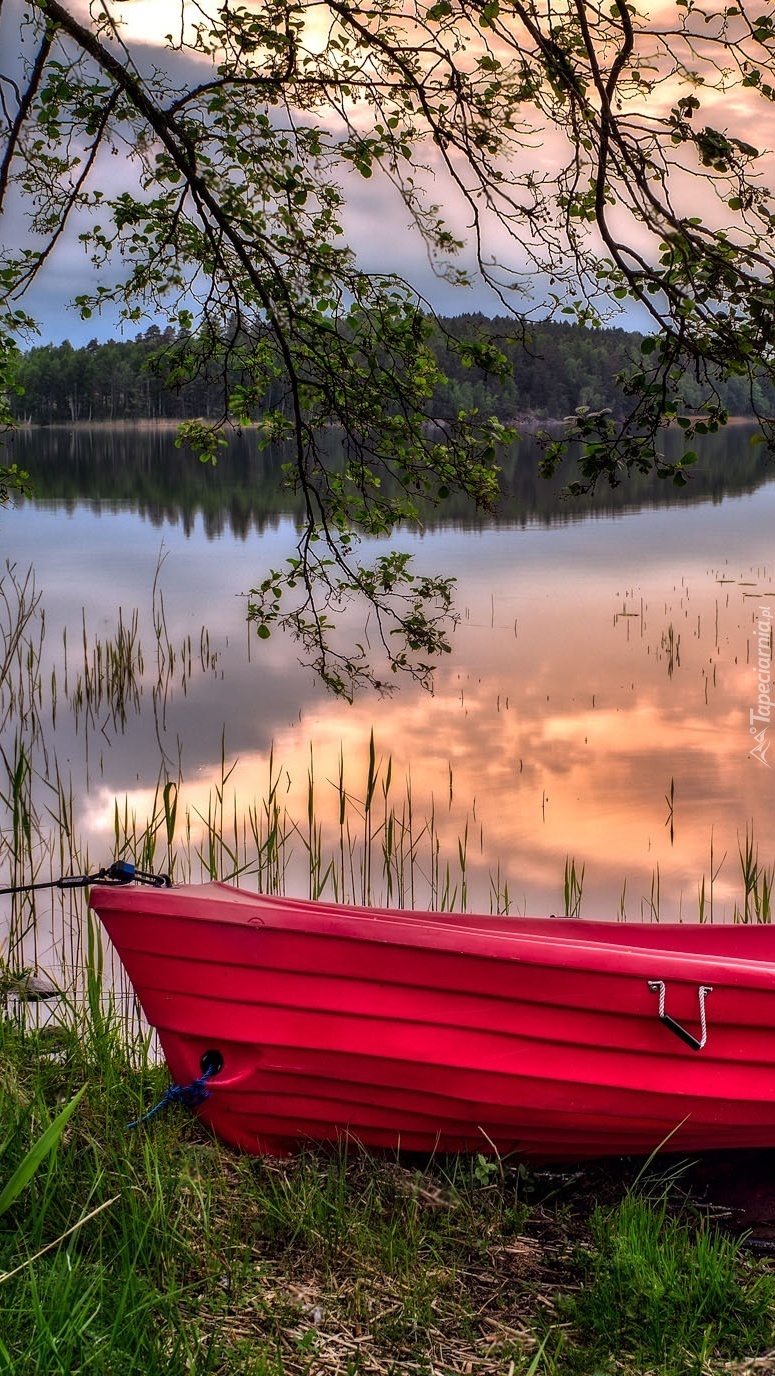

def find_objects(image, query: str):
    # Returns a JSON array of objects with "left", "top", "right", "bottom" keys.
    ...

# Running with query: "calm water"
[{"left": 2, "top": 424, "right": 774, "bottom": 961}]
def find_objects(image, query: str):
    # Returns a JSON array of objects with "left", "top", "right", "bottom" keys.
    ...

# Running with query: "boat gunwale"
[{"left": 89, "top": 884, "right": 775, "bottom": 988}]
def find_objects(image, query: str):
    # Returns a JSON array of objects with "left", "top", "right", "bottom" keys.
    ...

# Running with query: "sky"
[
  {"left": 7, "top": 176, "right": 540, "bottom": 347},
  {"left": 3, "top": 0, "right": 774, "bottom": 346}
]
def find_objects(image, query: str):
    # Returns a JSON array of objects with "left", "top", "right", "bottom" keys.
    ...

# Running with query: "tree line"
[{"left": 11, "top": 318, "right": 774, "bottom": 427}]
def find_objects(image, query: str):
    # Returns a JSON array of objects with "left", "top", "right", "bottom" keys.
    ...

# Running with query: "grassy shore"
[{"left": 1, "top": 1000, "right": 774, "bottom": 1376}]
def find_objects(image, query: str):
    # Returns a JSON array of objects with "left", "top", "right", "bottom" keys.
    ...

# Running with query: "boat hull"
[{"left": 89, "top": 883, "right": 775, "bottom": 1159}]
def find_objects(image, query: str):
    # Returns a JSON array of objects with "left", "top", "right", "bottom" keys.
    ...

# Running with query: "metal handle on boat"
[{"left": 648, "top": 980, "right": 713, "bottom": 1051}]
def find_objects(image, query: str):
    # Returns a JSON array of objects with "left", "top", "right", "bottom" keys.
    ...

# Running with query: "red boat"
[{"left": 89, "top": 882, "right": 775, "bottom": 1159}]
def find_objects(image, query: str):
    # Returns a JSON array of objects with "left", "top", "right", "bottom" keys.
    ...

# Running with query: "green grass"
[
  {"left": 0, "top": 1008, "right": 547, "bottom": 1376},
  {"left": 562, "top": 1187, "right": 775, "bottom": 1375},
  {"left": 1, "top": 1005, "right": 774, "bottom": 1376}
]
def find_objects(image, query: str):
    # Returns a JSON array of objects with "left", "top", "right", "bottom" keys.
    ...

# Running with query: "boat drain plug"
[{"left": 200, "top": 1049, "right": 224, "bottom": 1077}]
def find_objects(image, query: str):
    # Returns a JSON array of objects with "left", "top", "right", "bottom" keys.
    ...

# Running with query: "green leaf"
[{"left": 0, "top": 1087, "right": 87, "bottom": 1216}]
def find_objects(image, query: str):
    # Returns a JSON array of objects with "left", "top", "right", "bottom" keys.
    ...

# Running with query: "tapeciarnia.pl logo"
[{"left": 750, "top": 603, "right": 773, "bottom": 767}]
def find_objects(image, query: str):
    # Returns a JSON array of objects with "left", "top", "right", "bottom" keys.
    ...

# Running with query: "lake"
[{"left": 1, "top": 423, "right": 774, "bottom": 975}]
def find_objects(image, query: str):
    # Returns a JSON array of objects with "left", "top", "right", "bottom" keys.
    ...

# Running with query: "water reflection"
[
  {"left": 7, "top": 420, "right": 775, "bottom": 534},
  {"left": 1, "top": 427, "right": 774, "bottom": 970}
]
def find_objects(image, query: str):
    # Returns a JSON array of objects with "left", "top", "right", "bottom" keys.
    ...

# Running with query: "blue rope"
[
  {"left": 0, "top": 860, "right": 171, "bottom": 896},
  {"left": 127, "top": 1064, "right": 216, "bottom": 1129}
]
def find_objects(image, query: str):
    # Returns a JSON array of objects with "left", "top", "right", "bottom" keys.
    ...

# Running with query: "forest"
[{"left": 11, "top": 318, "right": 775, "bottom": 427}]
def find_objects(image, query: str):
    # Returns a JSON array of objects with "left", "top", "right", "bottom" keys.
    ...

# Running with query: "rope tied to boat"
[
  {"left": 126, "top": 1063, "right": 218, "bottom": 1130},
  {"left": 0, "top": 860, "right": 171, "bottom": 896}
]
